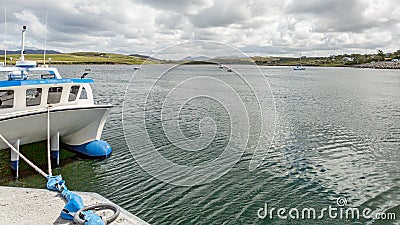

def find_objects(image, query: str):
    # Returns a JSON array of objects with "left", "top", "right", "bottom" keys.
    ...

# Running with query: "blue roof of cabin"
[{"left": 0, "top": 78, "right": 94, "bottom": 88}]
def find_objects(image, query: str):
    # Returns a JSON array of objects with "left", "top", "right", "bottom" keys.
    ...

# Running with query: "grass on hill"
[{"left": 4, "top": 52, "right": 156, "bottom": 65}]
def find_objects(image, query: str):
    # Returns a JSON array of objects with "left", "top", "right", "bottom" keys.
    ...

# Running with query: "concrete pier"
[{"left": 0, "top": 186, "right": 149, "bottom": 225}]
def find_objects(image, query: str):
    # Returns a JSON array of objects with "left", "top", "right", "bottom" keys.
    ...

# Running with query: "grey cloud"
[
  {"left": 135, "top": 0, "right": 213, "bottom": 14},
  {"left": 155, "top": 12, "right": 187, "bottom": 30},
  {"left": 286, "top": 0, "right": 397, "bottom": 33},
  {"left": 189, "top": 0, "right": 252, "bottom": 28},
  {"left": 192, "top": 29, "right": 220, "bottom": 40},
  {"left": 2, "top": 0, "right": 155, "bottom": 53},
  {"left": 1, "top": 0, "right": 399, "bottom": 56}
]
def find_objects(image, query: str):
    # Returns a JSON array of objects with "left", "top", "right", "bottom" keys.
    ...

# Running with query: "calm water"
[{"left": 0, "top": 65, "right": 399, "bottom": 224}]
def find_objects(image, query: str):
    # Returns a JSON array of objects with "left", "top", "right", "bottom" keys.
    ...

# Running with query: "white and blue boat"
[
  {"left": 293, "top": 65, "right": 305, "bottom": 70},
  {"left": 0, "top": 26, "right": 112, "bottom": 172},
  {"left": 293, "top": 53, "right": 306, "bottom": 70}
]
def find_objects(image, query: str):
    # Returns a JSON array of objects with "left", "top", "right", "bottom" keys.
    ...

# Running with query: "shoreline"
[
  {"left": 2, "top": 55, "right": 400, "bottom": 69},
  {"left": 353, "top": 61, "right": 400, "bottom": 69}
]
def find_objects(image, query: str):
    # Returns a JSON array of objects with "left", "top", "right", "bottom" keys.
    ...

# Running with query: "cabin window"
[
  {"left": 79, "top": 87, "right": 88, "bottom": 99},
  {"left": 41, "top": 73, "right": 56, "bottom": 79},
  {"left": 47, "top": 87, "right": 63, "bottom": 104},
  {"left": 0, "top": 90, "right": 14, "bottom": 108},
  {"left": 68, "top": 86, "right": 80, "bottom": 102},
  {"left": 26, "top": 88, "right": 42, "bottom": 106}
]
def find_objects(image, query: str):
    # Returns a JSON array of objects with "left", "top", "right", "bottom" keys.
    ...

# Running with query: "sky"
[{"left": 1, "top": 0, "right": 399, "bottom": 58}]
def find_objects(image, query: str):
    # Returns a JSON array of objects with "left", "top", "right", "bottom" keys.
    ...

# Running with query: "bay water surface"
[{"left": 0, "top": 65, "right": 399, "bottom": 224}]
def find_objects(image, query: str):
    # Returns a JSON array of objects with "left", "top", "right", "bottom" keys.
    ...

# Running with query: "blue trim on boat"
[
  {"left": 11, "top": 160, "right": 19, "bottom": 171},
  {"left": 16, "top": 65, "right": 36, "bottom": 68},
  {"left": 65, "top": 140, "right": 112, "bottom": 158},
  {"left": 51, "top": 151, "right": 59, "bottom": 160},
  {"left": 0, "top": 78, "right": 94, "bottom": 88}
]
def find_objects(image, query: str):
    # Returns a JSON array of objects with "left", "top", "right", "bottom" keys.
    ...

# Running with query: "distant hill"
[
  {"left": 129, "top": 53, "right": 159, "bottom": 61},
  {"left": 0, "top": 49, "right": 61, "bottom": 54},
  {"left": 181, "top": 56, "right": 211, "bottom": 61}
]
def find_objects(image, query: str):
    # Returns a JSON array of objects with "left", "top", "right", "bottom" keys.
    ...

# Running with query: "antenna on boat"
[
  {"left": 80, "top": 68, "right": 90, "bottom": 78},
  {"left": 15, "top": 26, "right": 36, "bottom": 68},
  {"left": 20, "top": 25, "right": 26, "bottom": 61},
  {"left": 80, "top": 72, "right": 89, "bottom": 79},
  {"left": 3, "top": 0, "right": 6, "bottom": 66},
  {"left": 43, "top": 11, "right": 48, "bottom": 66}
]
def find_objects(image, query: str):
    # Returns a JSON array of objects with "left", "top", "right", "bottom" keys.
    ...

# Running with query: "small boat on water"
[
  {"left": 0, "top": 26, "right": 112, "bottom": 171},
  {"left": 218, "top": 64, "right": 224, "bottom": 69},
  {"left": 294, "top": 53, "right": 306, "bottom": 70},
  {"left": 293, "top": 65, "right": 305, "bottom": 70}
]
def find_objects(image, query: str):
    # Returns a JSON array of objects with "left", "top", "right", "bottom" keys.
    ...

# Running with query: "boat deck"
[{"left": 0, "top": 186, "right": 148, "bottom": 225}]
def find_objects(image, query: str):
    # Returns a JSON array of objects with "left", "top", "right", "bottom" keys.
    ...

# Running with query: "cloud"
[
  {"left": 0, "top": 0, "right": 399, "bottom": 57},
  {"left": 136, "top": 0, "right": 214, "bottom": 15},
  {"left": 287, "top": 0, "right": 399, "bottom": 33},
  {"left": 189, "top": 0, "right": 252, "bottom": 28}
]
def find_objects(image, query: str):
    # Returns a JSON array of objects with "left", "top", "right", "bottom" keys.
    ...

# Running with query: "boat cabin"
[{"left": 0, "top": 66, "right": 95, "bottom": 115}]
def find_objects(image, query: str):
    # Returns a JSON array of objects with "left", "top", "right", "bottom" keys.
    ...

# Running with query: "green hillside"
[{"left": 4, "top": 52, "right": 156, "bottom": 65}]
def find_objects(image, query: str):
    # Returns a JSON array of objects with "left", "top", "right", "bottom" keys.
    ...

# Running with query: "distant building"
[
  {"left": 99, "top": 54, "right": 111, "bottom": 58},
  {"left": 342, "top": 57, "right": 354, "bottom": 62}
]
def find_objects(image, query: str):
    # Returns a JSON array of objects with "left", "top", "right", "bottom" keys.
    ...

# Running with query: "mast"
[
  {"left": 43, "top": 11, "right": 48, "bottom": 65},
  {"left": 3, "top": 0, "right": 6, "bottom": 66},
  {"left": 20, "top": 25, "right": 26, "bottom": 61},
  {"left": 299, "top": 53, "right": 301, "bottom": 66}
]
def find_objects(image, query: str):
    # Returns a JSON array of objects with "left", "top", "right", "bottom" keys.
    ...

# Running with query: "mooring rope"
[
  {"left": 0, "top": 108, "right": 119, "bottom": 224},
  {"left": 0, "top": 106, "right": 53, "bottom": 178},
  {"left": 47, "top": 105, "right": 52, "bottom": 176},
  {"left": 0, "top": 134, "right": 48, "bottom": 178}
]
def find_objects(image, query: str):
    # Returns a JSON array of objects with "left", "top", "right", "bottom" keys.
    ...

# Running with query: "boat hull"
[
  {"left": 0, "top": 105, "right": 111, "bottom": 154},
  {"left": 293, "top": 66, "right": 305, "bottom": 70}
]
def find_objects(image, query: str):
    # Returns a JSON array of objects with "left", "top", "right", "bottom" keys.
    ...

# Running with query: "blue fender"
[{"left": 66, "top": 140, "right": 112, "bottom": 157}]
